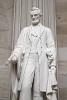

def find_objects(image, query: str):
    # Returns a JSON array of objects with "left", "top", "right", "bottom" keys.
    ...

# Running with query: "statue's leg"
[
  {"left": 33, "top": 59, "right": 43, "bottom": 100},
  {"left": 19, "top": 55, "right": 36, "bottom": 100}
]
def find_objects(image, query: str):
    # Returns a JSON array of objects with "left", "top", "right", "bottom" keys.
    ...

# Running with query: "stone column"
[{"left": 12, "top": 0, "right": 21, "bottom": 47}]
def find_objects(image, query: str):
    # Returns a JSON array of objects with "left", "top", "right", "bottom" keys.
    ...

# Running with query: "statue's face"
[{"left": 30, "top": 11, "right": 40, "bottom": 25}]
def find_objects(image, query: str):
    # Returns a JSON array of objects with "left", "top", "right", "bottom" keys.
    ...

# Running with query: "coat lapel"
[
  {"left": 38, "top": 24, "right": 46, "bottom": 40},
  {"left": 28, "top": 23, "right": 46, "bottom": 43}
]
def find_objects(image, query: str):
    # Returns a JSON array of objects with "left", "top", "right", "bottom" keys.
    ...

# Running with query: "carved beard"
[{"left": 32, "top": 18, "right": 40, "bottom": 25}]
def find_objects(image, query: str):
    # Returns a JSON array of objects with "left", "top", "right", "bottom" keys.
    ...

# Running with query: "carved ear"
[{"left": 40, "top": 12, "right": 42, "bottom": 17}]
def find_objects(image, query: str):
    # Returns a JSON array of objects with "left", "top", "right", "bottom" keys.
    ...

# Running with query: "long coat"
[{"left": 11, "top": 23, "right": 57, "bottom": 100}]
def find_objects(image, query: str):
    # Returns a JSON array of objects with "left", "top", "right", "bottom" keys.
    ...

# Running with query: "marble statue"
[{"left": 6, "top": 7, "right": 57, "bottom": 100}]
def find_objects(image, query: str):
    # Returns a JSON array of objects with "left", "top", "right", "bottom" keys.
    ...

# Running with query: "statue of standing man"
[{"left": 6, "top": 7, "right": 57, "bottom": 100}]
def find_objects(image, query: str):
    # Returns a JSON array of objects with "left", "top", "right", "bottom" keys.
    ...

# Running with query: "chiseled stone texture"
[
  {"left": 0, "top": 0, "right": 14, "bottom": 100},
  {"left": 59, "top": 88, "right": 67, "bottom": 100},
  {"left": 56, "top": 0, "right": 67, "bottom": 99}
]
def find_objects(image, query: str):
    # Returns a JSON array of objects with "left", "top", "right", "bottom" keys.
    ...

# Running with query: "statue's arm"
[
  {"left": 46, "top": 28, "right": 56, "bottom": 71},
  {"left": 5, "top": 29, "right": 25, "bottom": 65}
]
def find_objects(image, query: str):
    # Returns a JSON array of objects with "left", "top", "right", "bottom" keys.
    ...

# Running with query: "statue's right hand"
[
  {"left": 5, "top": 55, "right": 18, "bottom": 66},
  {"left": 11, "top": 56, "right": 18, "bottom": 64}
]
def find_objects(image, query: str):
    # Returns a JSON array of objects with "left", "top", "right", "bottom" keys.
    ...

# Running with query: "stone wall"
[
  {"left": 56, "top": 0, "right": 67, "bottom": 100},
  {"left": 0, "top": 0, "right": 14, "bottom": 100}
]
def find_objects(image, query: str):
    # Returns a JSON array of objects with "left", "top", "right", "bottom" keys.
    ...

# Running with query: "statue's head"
[{"left": 30, "top": 7, "right": 42, "bottom": 25}]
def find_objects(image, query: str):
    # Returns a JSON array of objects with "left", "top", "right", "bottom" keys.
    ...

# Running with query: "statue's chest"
[{"left": 31, "top": 27, "right": 40, "bottom": 37}]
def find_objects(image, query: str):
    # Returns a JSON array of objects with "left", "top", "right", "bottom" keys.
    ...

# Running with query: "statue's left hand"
[{"left": 50, "top": 66, "right": 56, "bottom": 74}]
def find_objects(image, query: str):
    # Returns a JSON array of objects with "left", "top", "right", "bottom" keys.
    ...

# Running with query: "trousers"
[{"left": 19, "top": 53, "right": 43, "bottom": 100}]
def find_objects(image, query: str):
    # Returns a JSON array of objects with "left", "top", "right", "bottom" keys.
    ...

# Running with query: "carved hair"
[{"left": 30, "top": 7, "right": 42, "bottom": 17}]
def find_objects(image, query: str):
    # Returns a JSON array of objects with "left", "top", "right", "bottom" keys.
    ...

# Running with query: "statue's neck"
[{"left": 32, "top": 23, "right": 41, "bottom": 27}]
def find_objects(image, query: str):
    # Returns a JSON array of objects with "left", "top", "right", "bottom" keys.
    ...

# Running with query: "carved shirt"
[{"left": 30, "top": 25, "right": 41, "bottom": 54}]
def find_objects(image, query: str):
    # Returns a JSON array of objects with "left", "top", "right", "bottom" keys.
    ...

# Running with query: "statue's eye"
[
  {"left": 31, "top": 14, "right": 38, "bottom": 17},
  {"left": 31, "top": 15, "right": 33, "bottom": 17}
]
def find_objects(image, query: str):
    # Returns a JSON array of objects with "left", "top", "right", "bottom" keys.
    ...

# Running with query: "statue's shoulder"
[
  {"left": 23, "top": 26, "right": 29, "bottom": 31},
  {"left": 40, "top": 24, "right": 51, "bottom": 33},
  {"left": 21, "top": 26, "right": 30, "bottom": 34},
  {"left": 43, "top": 27, "right": 52, "bottom": 36},
  {"left": 41, "top": 25, "right": 51, "bottom": 31},
  {"left": 40, "top": 24, "right": 50, "bottom": 30},
  {"left": 46, "top": 27, "right": 51, "bottom": 31}
]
